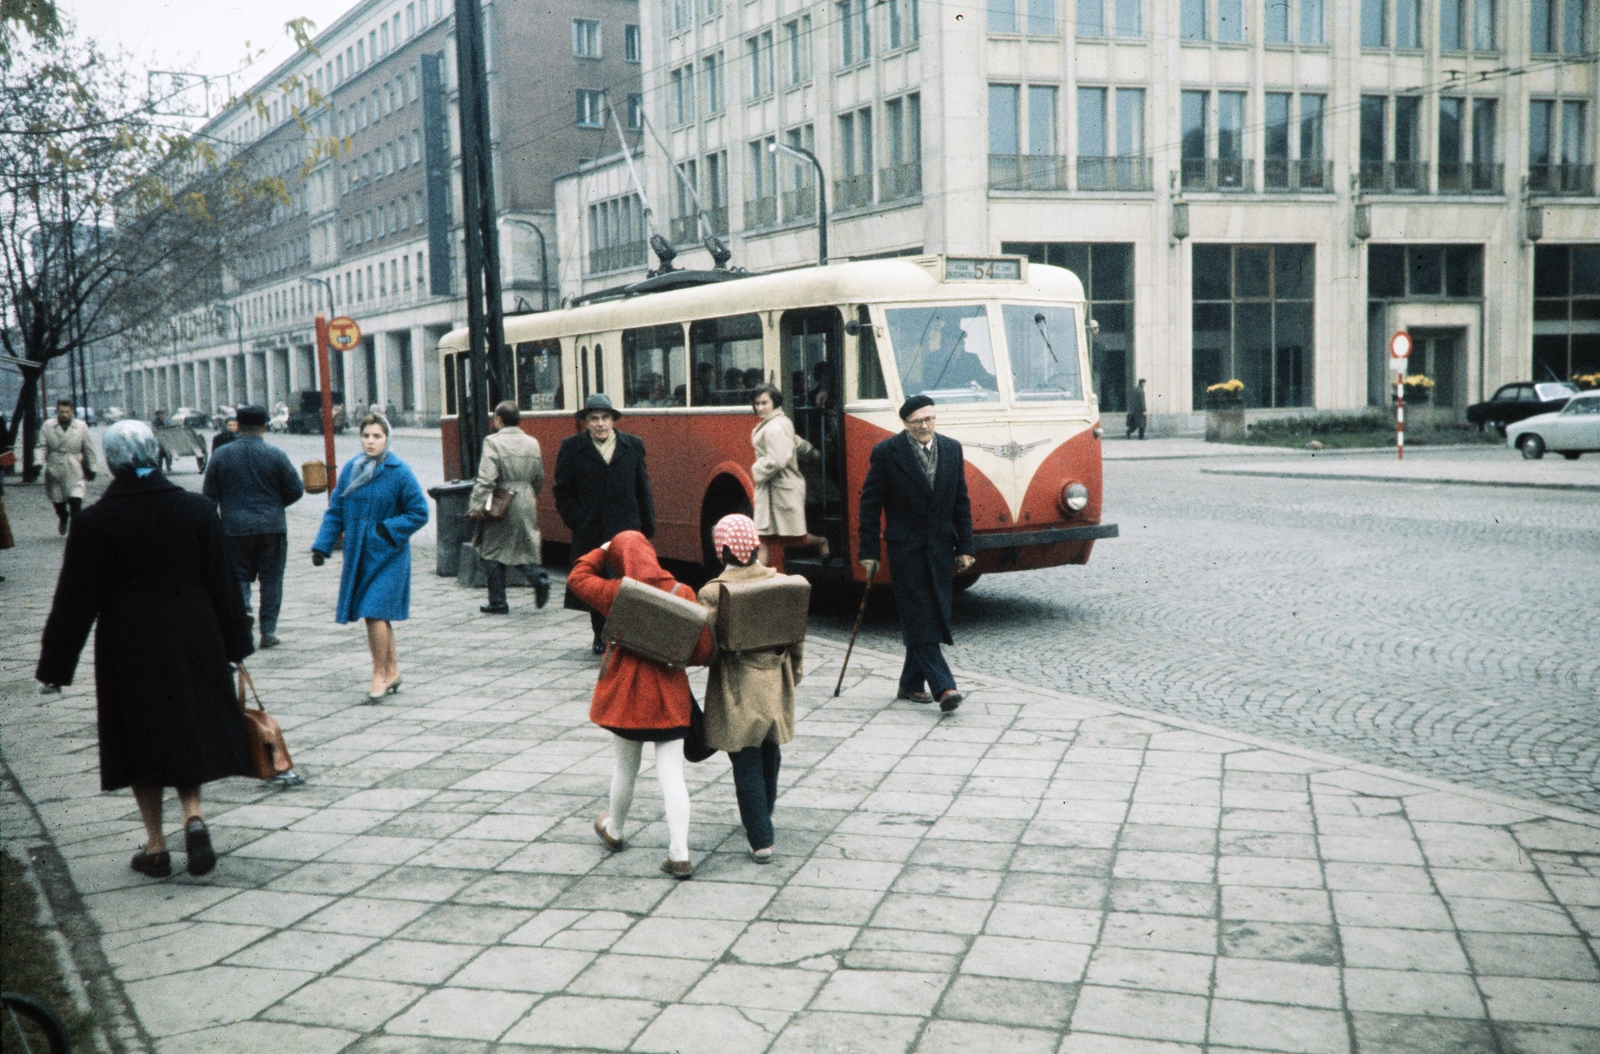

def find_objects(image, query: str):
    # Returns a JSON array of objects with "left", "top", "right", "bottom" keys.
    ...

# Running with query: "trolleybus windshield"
[
  {"left": 1002, "top": 304, "right": 1082, "bottom": 401},
  {"left": 884, "top": 304, "right": 1001, "bottom": 404}
]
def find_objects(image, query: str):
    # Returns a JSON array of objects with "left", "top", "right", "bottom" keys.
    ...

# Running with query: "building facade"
[
  {"left": 123, "top": 0, "right": 641, "bottom": 427},
  {"left": 556, "top": 0, "right": 1599, "bottom": 428}
]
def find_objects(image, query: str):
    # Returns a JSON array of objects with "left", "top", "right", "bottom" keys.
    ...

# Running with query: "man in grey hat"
[
  {"left": 202, "top": 405, "right": 304, "bottom": 648},
  {"left": 553, "top": 393, "right": 655, "bottom": 653}
]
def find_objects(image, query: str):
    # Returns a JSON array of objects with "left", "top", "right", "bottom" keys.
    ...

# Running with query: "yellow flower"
[
  {"left": 1402, "top": 374, "right": 1435, "bottom": 388},
  {"left": 1206, "top": 379, "right": 1245, "bottom": 393}
]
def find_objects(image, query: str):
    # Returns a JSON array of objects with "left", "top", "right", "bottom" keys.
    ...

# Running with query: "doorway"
[
  {"left": 1407, "top": 328, "right": 1467, "bottom": 416},
  {"left": 779, "top": 307, "right": 845, "bottom": 555}
]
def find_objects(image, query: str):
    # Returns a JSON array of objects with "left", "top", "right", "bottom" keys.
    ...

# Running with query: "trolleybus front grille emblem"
[{"left": 963, "top": 439, "right": 1052, "bottom": 460}]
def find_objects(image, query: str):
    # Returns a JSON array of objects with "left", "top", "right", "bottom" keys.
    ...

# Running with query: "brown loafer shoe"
[
  {"left": 938, "top": 690, "right": 964, "bottom": 713},
  {"left": 897, "top": 690, "right": 934, "bottom": 704},
  {"left": 130, "top": 850, "right": 171, "bottom": 878},
  {"left": 594, "top": 814, "right": 624, "bottom": 852},
  {"left": 661, "top": 858, "right": 693, "bottom": 879}
]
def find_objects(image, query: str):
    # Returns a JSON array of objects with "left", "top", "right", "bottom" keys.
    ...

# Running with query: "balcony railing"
[
  {"left": 781, "top": 187, "right": 816, "bottom": 221},
  {"left": 880, "top": 161, "right": 923, "bottom": 201},
  {"left": 1358, "top": 160, "right": 1429, "bottom": 193},
  {"left": 705, "top": 206, "right": 729, "bottom": 236},
  {"left": 1075, "top": 156, "right": 1153, "bottom": 191},
  {"left": 989, "top": 154, "right": 1069, "bottom": 191},
  {"left": 669, "top": 215, "right": 699, "bottom": 243},
  {"left": 1437, "top": 161, "right": 1504, "bottom": 194},
  {"left": 1180, "top": 157, "right": 1252, "bottom": 191},
  {"left": 1263, "top": 158, "right": 1334, "bottom": 192},
  {"left": 1528, "top": 164, "right": 1595, "bottom": 195},
  {"left": 588, "top": 241, "right": 646, "bottom": 274},
  {"left": 834, "top": 173, "right": 874, "bottom": 210},
  {"left": 743, "top": 196, "right": 778, "bottom": 230}
]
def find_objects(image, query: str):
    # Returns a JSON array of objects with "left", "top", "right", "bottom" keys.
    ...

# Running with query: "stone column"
[{"left": 410, "top": 325, "right": 434, "bottom": 417}]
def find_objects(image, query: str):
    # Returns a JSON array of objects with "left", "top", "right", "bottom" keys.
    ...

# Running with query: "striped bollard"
[{"left": 1396, "top": 376, "right": 1405, "bottom": 461}]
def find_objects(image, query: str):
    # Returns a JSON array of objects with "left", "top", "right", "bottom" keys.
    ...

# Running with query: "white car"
[{"left": 1506, "top": 389, "right": 1600, "bottom": 460}]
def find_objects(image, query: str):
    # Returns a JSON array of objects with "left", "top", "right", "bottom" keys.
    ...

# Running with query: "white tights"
[{"left": 605, "top": 735, "right": 690, "bottom": 862}]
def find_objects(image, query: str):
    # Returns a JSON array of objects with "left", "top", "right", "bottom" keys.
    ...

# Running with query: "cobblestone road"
[{"left": 815, "top": 459, "right": 1600, "bottom": 814}]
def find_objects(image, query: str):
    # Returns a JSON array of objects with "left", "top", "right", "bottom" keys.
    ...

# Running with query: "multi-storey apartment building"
[
  {"left": 124, "top": 0, "right": 641, "bottom": 426},
  {"left": 555, "top": 0, "right": 1598, "bottom": 427}
]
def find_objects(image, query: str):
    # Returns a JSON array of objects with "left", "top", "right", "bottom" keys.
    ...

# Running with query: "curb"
[{"left": 1198, "top": 467, "right": 1600, "bottom": 492}]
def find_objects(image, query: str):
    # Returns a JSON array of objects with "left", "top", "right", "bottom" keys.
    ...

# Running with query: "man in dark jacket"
[
  {"left": 1126, "top": 378, "right": 1147, "bottom": 439},
  {"left": 553, "top": 393, "right": 655, "bottom": 653},
  {"left": 202, "top": 405, "right": 304, "bottom": 648},
  {"left": 858, "top": 395, "right": 975, "bottom": 713},
  {"left": 212, "top": 411, "right": 239, "bottom": 452}
]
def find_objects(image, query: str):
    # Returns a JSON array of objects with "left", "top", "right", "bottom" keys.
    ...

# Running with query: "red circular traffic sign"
[
  {"left": 328, "top": 316, "right": 362, "bottom": 352},
  {"left": 1389, "top": 331, "right": 1412, "bottom": 360}
]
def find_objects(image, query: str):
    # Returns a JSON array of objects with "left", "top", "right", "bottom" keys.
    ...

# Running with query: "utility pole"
[{"left": 452, "top": 0, "right": 508, "bottom": 479}]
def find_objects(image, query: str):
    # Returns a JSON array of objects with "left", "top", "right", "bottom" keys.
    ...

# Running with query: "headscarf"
[
  {"left": 104, "top": 421, "right": 161, "bottom": 477},
  {"left": 343, "top": 416, "right": 391, "bottom": 495},
  {"left": 712, "top": 514, "right": 760, "bottom": 564},
  {"left": 605, "top": 530, "right": 677, "bottom": 592}
]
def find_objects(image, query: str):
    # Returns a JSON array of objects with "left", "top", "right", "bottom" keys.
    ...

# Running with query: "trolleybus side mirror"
[{"left": 844, "top": 319, "right": 862, "bottom": 336}]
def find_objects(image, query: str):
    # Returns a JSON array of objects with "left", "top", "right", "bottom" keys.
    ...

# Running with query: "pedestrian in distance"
[
  {"left": 311, "top": 413, "right": 429, "bottom": 702},
  {"left": 857, "top": 395, "right": 976, "bottom": 712},
  {"left": 1126, "top": 378, "right": 1148, "bottom": 440},
  {"left": 698, "top": 514, "right": 803, "bottom": 863},
  {"left": 211, "top": 410, "right": 239, "bottom": 453},
  {"left": 552, "top": 393, "right": 656, "bottom": 654},
  {"left": 571, "top": 531, "right": 713, "bottom": 879},
  {"left": 749, "top": 383, "right": 829, "bottom": 568},
  {"left": 36, "top": 420, "right": 255, "bottom": 880},
  {"left": 36, "top": 398, "right": 98, "bottom": 535},
  {"left": 470, "top": 400, "right": 550, "bottom": 613},
  {"left": 149, "top": 409, "right": 173, "bottom": 472},
  {"left": 201, "top": 405, "right": 304, "bottom": 649}
]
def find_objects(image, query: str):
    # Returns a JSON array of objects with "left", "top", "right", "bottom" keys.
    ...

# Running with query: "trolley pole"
[{"left": 314, "top": 314, "right": 338, "bottom": 496}]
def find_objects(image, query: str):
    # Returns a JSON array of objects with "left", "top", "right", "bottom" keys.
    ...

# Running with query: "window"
[
  {"left": 1300, "top": 94, "right": 1325, "bottom": 161},
  {"left": 1217, "top": 91, "right": 1244, "bottom": 160},
  {"left": 1532, "top": 245, "right": 1600, "bottom": 384},
  {"left": 747, "top": 136, "right": 778, "bottom": 226},
  {"left": 1532, "top": 0, "right": 1590, "bottom": 53},
  {"left": 885, "top": 304, "right": 1001, "bottom": 403},
  {"left": 883, "top": 94, "right": 922, "bottom": 199},
  {"left": 1004, "top": 305, "right": 1081, "bottom": 400},
  {"left": 704, "top": 53, "right": 723, "bottom": 113},
  {"left": 839, "top": 0, "right": 869, "bottom": 63},
  {"left": 1217, "top": 0, "right": 1243, "bottom": 41},
  {"left": 1265, "top": 93, "right": 1291, "bottom": 164},
  {"left": 1181, "top": 90, "right": 1207, "bottom": 162},
  {"left": 1182, "top": 0, "right": 1207, "bottom": 39},
  {"left": 670, "top": 0, "right": 690, "bottom": 32},
  {"left": 691, "top": 315, "right": 765, "bottom": 405},
  {"left": 1079, "top": 0, "right": 1140, "bottom": 35},
  {"left": 1029, "top": 86, "right": 1058, "bottom": 156},
  {"left": 989, "top": 0, "right": 1017, "bottom": 33},
  {"left": 1192, "top": 244, "right": 1314, "bottom": 409},
  {"left": 573, "top": 19, "right": 601, "bottom": 57},
  {"left": 1078, "top": 88, "right": 1106, "bottom": 158},
  {"left": 785, "top": 18, "right": 812, "bottom": 83},
  {"left": 623, "top": 325, "right": 688, "bottom": 407},
  {"left": 701, "top": 0, "right": 721, "bottom": 18},
  {"left": 990, "top": 85, "right": 1020, "bottom": 155},
  {"left": 625, "top": 24, "right": 642, "bottom": 62},
  {"left": 576, "top": 89, "right": 604, "bottom": 128},
  {"left": 515, "top": 340, "right": 564, "bottom": 411},
  {"left": 1364, "top": 0, "right": 1421, "bottom": 47},
  {"left": 1028, "top": 0, "right": 1056, "bottom": 34},
  {"left": 1079, "top": 0, "right": 1105, "bottom": 34},
  {"left": 837, "top": 108, "right": 874, "bottom": 208},
  {"left": 1367, "top": 244, "right": 1482, "bottom": 299},
  {"left": 1472, "top": 99, "right": 1497, "bottom": 167},
  {"left": 587, "top": 194, "right": 645, "bottom": 272},
  {"left": 1264, "top": 0, "right": 1323, "bottom": 42},
  {"left": 627, "top": 93, "right": 644, "bottom": 131},
  {"left": 1474, "top": 0, "right": 1496, "bottom": 49},
  {"left": 888, "top": 0, "right": 920, "bottom": 47},
  {"left": 1361, "top": 0, "right": 1385, "bottom": 45},
  {"left": 1004, "top": 242, "right": 1134, "bottom": 410},
  {"left": 747, "top": 33, "right": 774, "bottom": 98},
  {"left": 672, "top": 66, "right": 695, "bottom": 123}
]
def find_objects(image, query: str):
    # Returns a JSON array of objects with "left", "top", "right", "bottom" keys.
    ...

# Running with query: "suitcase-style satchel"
[
  {"left": 717, "top": 574, "right": 811, "bottom": 651},
  {"left": 466, "top": 487, "right": 513, "bottom": 521},
  {"left": 603, "top": 577, "right": 712, "bottom": 668},
  {"left": 236, "top": 665, "right": 295, "bottom": 780}
]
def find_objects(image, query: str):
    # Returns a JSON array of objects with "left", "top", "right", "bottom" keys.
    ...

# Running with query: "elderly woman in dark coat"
[{"left": 36, "top": 420, "right": 254, "bottom": 880}]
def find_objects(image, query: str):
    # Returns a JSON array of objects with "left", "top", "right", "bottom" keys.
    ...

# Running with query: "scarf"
[
  {"left": 593, "top": 432, "right": 617, "bottom": 464},
  {"left": 344, "top": 451, "right": 386, "bottom": 494},
  {"left": 911, "top": 433, "right": 938, "bottom": 487}
]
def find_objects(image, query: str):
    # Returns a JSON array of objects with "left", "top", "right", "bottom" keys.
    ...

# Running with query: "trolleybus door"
[
  {"left": 780, "top": 307, "right": 845, "bottom": 556},
  {"left": 575, "top": 335, "right": 607, "bottom": 402}
]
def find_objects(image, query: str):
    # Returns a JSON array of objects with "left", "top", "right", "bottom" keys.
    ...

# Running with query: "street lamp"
[
  {"left": 499, "top": 217, "right": 550, "bottom": 312},
  {"left": 768, "top": 141, "right": 828, "bottom": 267}
]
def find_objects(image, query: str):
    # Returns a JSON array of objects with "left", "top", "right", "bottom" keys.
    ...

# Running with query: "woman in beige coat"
[
  {"left": 698, "top": 514, "right": 803, "bottom": 862},
  {"left": 750, "top": 385, "right": 827, "bottom": 566},
  {"left": 470, "top": 401, "right": 549, "bottom": 613}
]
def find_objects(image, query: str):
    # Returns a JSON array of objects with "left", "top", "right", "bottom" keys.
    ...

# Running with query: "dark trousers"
[
  {"left": 225, "top": 533, "right": 287, "bottom": 635},
  {"left": 729, "top": 742, "right": 781, "bottom": 850},
  {"left": 899, "top": 643, "right": 956, "bottom": 697},
  {"left": 1126, "top": 413, "right": 1146, "bottom": 439},
  {"left": 485, "top": 560, "right": 549, "bottom": 607},
  {"left": 52, "top": 498, "right": 82, "bottom": 528},
  {"left": 590, "top": 609, "right": 606, "bottom": 640}
]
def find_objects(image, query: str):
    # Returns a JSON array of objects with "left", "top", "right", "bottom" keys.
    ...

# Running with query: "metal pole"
[
  {"left": 1396, "top": 375, "right": 1405, "bottom": 461},
  {"left": 770, "top": 142, "right": 827, "bottom": 266},
  {"left": 302, "top": 278, "right": 340, "bottom": 495}
]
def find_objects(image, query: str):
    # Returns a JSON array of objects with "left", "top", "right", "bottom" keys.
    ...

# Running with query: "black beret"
[
  {"left": 898, "top": 394, "right": 935, "bottom": 420},
  {"left": 236, "top": 405, "right": 269, "bottom": 428}
]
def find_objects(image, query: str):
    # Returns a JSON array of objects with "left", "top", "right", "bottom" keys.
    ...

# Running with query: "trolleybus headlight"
[
  {"left": 1092, "top": 425, "right": 1103, "bottom": 439},
  {"left": 1060, "top": 482, "right": 1090, "bottom": 516}
]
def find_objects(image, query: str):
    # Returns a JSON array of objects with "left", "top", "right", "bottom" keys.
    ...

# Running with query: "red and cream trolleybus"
[{"left": 437, "top": 254, "right": 1117, "bottom": 584}]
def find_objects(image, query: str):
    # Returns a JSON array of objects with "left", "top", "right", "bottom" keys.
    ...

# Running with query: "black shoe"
[
  {"left": 185, "top": 818, "right": 216, "bottom": 876},
  {"left": 938, "top": 690, "right": 964, "bottom": 713},
  {"left": 534, "top": 576, "right": 550, "bottom": 609},
  {"left": 259, "top": 633, "right": 280, "bottom": 648},
  {"left": 592, "top": 636, "right": 607, "bottom": 655},
  {"left": 131, "top": 850, "right": 171, "bottom": 878},
  {"left": 480, "top": 603, "right": 510, "bottom": 614},
  {"left": 57, "top": 519, "right": 68, "bottom": 535}
]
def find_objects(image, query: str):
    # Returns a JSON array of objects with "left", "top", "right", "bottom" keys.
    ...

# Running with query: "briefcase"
[
  {"left": 604, "top": 577, "right": 712, "bottom": 667},
  {"left": 717, "top": 574, "right": 810, "bottom": 651}
]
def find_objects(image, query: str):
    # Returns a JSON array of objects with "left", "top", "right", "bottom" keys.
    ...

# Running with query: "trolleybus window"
[
  {"left": 443, "top": 352, "right": 457, "bottom": 415},
  {"left": 623, "top": 324, "right": 688, "bottom": 407},
  {"left": 690, "top": 314, "right": 765, "bottom": 405},
  {"left": 856, "top": 305, "right": 888, "bottom": 400},
  {"left": 1002, "top": 304, "right": 1081, "bottom": 401},
  {"left": 515, "top": 340, "right": 564, "bottom": 411},
  {"left": 884, "top": 304, "right": 1000, "bottom": 404}
]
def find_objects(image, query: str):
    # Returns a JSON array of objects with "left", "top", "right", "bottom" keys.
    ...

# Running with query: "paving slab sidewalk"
[
  {"left": 1, "top": 489, "right": 1597, "bottom": 1054},
  {"left": 1198, "top": 447, "right": 1600, "bottom": 491}
]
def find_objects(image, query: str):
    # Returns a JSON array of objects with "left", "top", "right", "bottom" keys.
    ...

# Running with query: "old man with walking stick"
[{"left": 856, "top": 395, "right": 975, "bottom": 713}]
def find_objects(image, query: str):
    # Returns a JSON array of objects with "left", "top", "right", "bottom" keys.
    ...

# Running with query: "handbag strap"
[{"left": 236, "top": 664, "right": 265, "bottom": 713}]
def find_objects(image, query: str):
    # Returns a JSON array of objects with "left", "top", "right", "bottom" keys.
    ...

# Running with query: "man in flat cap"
[
  {"left": 857, "top": 394, "right": 975, "bottom": 712},
  {"left": 202, "top": 405, "right": 304, "bottom": 649}
]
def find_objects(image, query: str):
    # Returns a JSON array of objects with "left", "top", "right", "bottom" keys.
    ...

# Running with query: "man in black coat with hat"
[
  {"left": 553, "top": 393, "right": 656, "bottom": 653},
  {"left": 857, "top": 395, "right": 975, "bottom": 712}
]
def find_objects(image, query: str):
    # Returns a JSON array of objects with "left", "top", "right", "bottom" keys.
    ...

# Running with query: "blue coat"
[{"left": 313, "top": 451, "right": 430, "bottom": 623}]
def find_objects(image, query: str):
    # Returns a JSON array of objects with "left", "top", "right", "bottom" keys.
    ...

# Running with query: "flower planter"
[{"left": 1205, "top": 396, "right": 1246, "bottom": 442}]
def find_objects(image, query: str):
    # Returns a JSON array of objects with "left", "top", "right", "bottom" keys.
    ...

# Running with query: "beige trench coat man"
[
  {"left": 35, "top": 416, "right": 98, "bottom": 503},
  {"left": 697, "top": 561, "right": 803, "bottom": 752},
  {"left": 470, "top": 425, "right": 544, "bottom": 565},
  {"left": 751, "top": 409, "right": 808, "bottom": 537}
]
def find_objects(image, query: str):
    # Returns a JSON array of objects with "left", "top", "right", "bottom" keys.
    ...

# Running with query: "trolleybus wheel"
[
  {"left": 954, "top": 573, "right": 982, "bottom": 593},
  {"left": 2, "top": 991, "right": 70, "bottom": 1054}
]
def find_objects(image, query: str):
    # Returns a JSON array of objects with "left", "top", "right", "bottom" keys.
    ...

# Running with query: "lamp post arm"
[
  {"left": 500, "top": 218, "right": 549, "bottom": 312},
  {"left": 769, "top": 142, "right": 827, "bottom": 266}
]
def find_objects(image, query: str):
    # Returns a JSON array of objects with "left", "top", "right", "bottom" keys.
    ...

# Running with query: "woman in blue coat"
[{"left": 312, "top": 414, "right": 430, "bottom": 701}]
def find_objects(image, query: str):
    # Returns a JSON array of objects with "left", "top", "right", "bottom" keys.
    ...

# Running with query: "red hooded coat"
[{"left": 567, "top": 531, "right": 713, "bottom": 735}]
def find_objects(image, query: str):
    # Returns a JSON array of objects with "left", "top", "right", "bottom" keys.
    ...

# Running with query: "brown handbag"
[
  {"left": 466, "top": 487, "right": 513, "bottom": 521},
  {"left": 236, "top": 665, "right": 294, "bottom": 779}
]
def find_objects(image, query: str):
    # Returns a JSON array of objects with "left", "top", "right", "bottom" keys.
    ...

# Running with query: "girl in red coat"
[{"left": 568, "top": 531, "right": 712, "bottom": 878}]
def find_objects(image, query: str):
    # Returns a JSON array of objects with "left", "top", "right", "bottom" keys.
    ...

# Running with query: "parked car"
[
  {"left": 1467, "top": 381, "right": 1580, "bottom": 435},
  {"left": 101, "top": 406, "right": 127, "bottom": 423},
  {"left": 1506, "top": 390, "right": 1600, "bottom": 460},
  {"left": 172, "top": 406, "right": 210, "bottom": 429},
  {"left": 287, "top": 390, "right": 348, "bottom": 435}
]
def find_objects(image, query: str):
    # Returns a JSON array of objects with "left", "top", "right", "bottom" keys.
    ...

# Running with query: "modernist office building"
[
  {"left": 555, "top": 0, "right": 1598, "bottom": 426},
  {"left": 123, "top": 0, "right": 641, "bottom": 425}
]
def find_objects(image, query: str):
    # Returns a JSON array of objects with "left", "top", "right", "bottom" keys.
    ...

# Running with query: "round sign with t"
[
  {"left": 328, "top": 316, "right": 362, "bottom": 352},
  {"left": 1388, "top": 330, "right": 1411, "bottom": 372}
]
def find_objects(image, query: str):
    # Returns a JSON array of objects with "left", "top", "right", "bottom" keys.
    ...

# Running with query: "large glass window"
[
  {"left": 885, "top": 304, "right": 1001, "bottom": 403},
  {"left": 1191, "top": 244, "right": 1315, "bottom": 409},
  {"left": 1532, "top": 245, "right": 1600, "bottom": 384},
  {"left": 1003, "top": 305, "right": 1082, "bottom": 400},
  {"left": 1002, "top": 242, "right": 1134, "bottom": 411},
  {"left": 623, "top": 324, "right": 688, "bottom": 407},
  {"left": 690, "top": 314, "right": 765, "bottom": 405},
  {"left": 515, "top": 340, "right": 564, "bottom": 411}
]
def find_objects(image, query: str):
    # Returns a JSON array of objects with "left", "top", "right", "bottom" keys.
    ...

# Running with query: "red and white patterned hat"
[{"left": 712, "top": 514, "right": 760, "bottom": 563}]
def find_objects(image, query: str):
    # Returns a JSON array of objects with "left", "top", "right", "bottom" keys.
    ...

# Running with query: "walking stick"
[{"left": 833, "top": 563, "right": 876, "bottom": 697}]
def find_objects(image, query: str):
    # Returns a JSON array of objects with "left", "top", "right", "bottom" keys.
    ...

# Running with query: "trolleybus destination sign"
[{"left": 328, "top": 317, "right": 362, "bottom": 352}]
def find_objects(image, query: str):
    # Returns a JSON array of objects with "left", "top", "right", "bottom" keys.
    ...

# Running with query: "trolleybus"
[{"left": 438, "top": 254, "right": 1117, "bottom": 584}]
